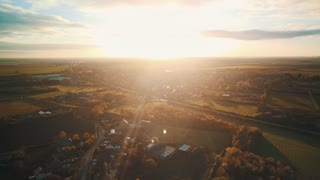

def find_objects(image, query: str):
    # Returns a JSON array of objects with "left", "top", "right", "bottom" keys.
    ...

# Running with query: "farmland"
[
  {"left": 185, "top": 98, "right": 258, "bottom": 117},
  {"left": 0, "top": 101, "right": 41, "bottom": 118},
  {"left": 30, "top": 85, "right": 104, "bottom": 99},
  {"left": 0, "top": 64, "right": 67, "bottom": 76},
  {"left": 214, "top": 112, "right": 320, "bottom": 179},
  {"left": 0, "top": 113, "right": 95, "bottom": 152},
  {"left": 147, "top": 124, "right": 232, "bottom": 152},
  {"left": 0, "top": 58, "right": 320, "bottom": 179},
  {"left": 266, "top": 92, "right": 314, "bottom": 111},
  {"left": 259, "top": 132, "right": 320, "bottom": 179}
]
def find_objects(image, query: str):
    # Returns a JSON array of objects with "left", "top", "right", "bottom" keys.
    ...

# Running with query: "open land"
[{"left": 0, "top": 58, "right": 320, "bottom": 179}]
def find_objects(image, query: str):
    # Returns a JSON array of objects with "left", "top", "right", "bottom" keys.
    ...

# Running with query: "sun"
[
  {"left": 97, "top": 32, "right": 235, "bottom": 60},
  {"left": 94, "top": 5, "right": 236, "bottom": 59}
]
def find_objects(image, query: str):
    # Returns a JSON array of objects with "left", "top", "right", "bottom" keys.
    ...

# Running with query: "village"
[
  {"left": 0, "top": 59, "right": 319, "bottom": 179},
  {"left": 23, "top": 111, "right": 208, "bottom": 180}
]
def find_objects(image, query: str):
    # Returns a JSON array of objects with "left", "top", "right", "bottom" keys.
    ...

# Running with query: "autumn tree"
[
  {"left": 59, "top": 130, "right": 67, "bottom": 139},
  {"left": 136, "top": 143, "right": 146, "bottom": 159},
  {"left": 83, "top": 132, "right": 90, "bottom": 139},
  {"left": 91, "top": 102, "right": 106, "bottom": 119},
  {"left": 232, "top": 126, "right": 263, "bottom": 152},
  {"left": 62, "top": 145, "right": 76, "bottom": 151},
  {"left": 72, "top": 133, "right": 80, "bottom": 141},
  {"left": 143, "top": 158, "right": 158, "bottom": 178},
  {"left": 212, "top": 147, "right": 297, "bottom": 179},
  {"left": 11, "top": 147, "right": 26, "bottom": 169}
]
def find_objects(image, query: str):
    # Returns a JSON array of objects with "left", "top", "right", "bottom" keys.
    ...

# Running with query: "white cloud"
[
  {"left": 202, "top": 29, "right": 320, "bottom": 40},
  {"left": 0, "top": 3, "right": 85, "bottom": 31},
  {"left": 27, "top": 0, "right": 215, "bottom": 9},
  {"left": 0, "top": 3, "right": 93, "bottom": 45},
  {"left": 0, "top": 41, "right": 98, "bottom": 50}
]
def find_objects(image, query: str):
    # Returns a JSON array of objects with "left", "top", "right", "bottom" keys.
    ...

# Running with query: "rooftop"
[
  {"left": 179, "top": 144, "right": 191, "bottom": 152},
  {"left": 148, "top": 144, "right": 176, "bottom": 160}
]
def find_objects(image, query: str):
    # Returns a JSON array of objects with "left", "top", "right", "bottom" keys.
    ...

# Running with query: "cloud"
[
  {"left": 0, "top": 3, "right": 85, "bottom": 32},
  {"left": 0, "top": 41, "right": 98, "bottom": 50},
  {"left": 27, "top": 0, "right": 214, "bottom": 9},
  {"left": 202, "top": 29, "right": 320, "bottom": 40}
]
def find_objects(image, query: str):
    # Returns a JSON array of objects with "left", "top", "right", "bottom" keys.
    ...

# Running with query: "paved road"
[
  {"left": 78, "top": 124, "right": 105, "bottom": 180},
  {"left": 167, "top": 100, "right": 320, "bottom": 136},
  {"left": 102, "top": 81, "right": 320, "bottom": 136}
]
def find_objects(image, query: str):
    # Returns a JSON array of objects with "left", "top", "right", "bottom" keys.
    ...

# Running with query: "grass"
[
  {"left": 266, "top": 92, "right": 314, "bottom": 111},
  {"left": 25, "top": 145, "right": 55, "bottom": 165},
  {"left": 208, "top": 109, "right": 320, "bottom": 178},
  {"left": 258, "top": 132, "right": 320, "bottom": 179},
  {"left": 314, "top": 95, "right": 320, "bottom": 106},
  {"left": 211, "top": 65, "right": 277, "bottom": 70},
  {"left": 31, "top": 85, "right": 103, "bottom": 99},
  {"left": 0, "top": 101, "right": 40, "bottom": 118},
  {"left": 107, "top": 104, "right": 138, "bottom": 114},
  {"left": 31, "top": 91, "right": 66, "bottom": 99},
  {"left": 0, "top": 66, "right": 67, "bottom": 76},
  {"left": 211, "top": 100, "right": 258, "bottom": 117},
  {"left": 148, "top": 124, "right": 232, "bottom": 152},
  {"left": 185, "top": 99, "right": 258, "bottom": 117}
]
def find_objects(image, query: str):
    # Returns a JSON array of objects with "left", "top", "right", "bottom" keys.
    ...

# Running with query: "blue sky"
[{"left": 0, "top": 0, "right": 320, "bottom": 58}]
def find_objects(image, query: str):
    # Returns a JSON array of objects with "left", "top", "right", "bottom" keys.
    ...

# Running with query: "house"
[
  {"left": 38, "top": 111, "right": 45, "bottom": 115},
  {"left": 101, "top": 119, "right": 109, "bottom": 123},
  {"left": 114, "top": 145, "right": 121, "bottom": 151},
  {"left": 222, "top": 93, "right": 230, "bottom": 97},
  {"left": 147, "top": 142, "right": 157, "bottom": 150},
  {"left": 110, "top": 129, "right": 115, "bottom": 134},
  {"left": 139, "top": 120, "right": 151, "bottom": 125},
  {"left": 147, "top": 143, "right": 176, "bottom": 160},
  {"left": 118, "top": 119, "right": 142, "bottom": 129},
  {"left": 179, "top": 144, "right": 191, "bottom": 152},
  {"left": 45, "top": 111, "right": 52, "bottom": 115},
  {"left": 129, "top": 124, "right": 142, "bottom": 128},
  {"left": 117, "top": 119, "right": 129, "bottom": 129},
  {"left": 0, "top": 154, "right": 12, "bottom": 162},
  {"left": 125, "top": 136, "right": 135, "bottom": 144},
  {"left": 57, "top": 137, "right": 72, "bottom": 149},
  {"left": 105, "top": 145, "right": 115, "bottom": 150}
]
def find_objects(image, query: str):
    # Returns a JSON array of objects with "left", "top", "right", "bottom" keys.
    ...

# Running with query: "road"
[
  {"left": 102, "top": 81, "right": 320, "bottom": 136},
  {"left": 78, "top": 124, "right": 105, "bottom": 180}
]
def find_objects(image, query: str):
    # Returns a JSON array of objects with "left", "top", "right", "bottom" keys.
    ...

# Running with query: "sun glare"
[{"left": 94, "top": 5, "right": 236, "bottom": 59}]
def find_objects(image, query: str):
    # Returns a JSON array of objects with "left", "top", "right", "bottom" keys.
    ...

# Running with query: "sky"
[{"left": 0, "top": 0, "right": 320, "bottom": 59}]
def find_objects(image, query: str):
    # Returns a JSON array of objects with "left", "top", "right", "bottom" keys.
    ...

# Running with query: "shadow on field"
[{"left": 256, "top": 138, "right": 293, "bottom": 167}]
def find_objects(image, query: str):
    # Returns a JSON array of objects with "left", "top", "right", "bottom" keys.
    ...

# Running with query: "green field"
[
  {"left": 31, "top": 85, "right": 103, "bottom": 99},
  {"left": 267, "top": 92, "right": 314, "bottom": 111},
  {"left": 258, "top": 132, "right": 320, "bottom": 179},
  {"left": 211, "top": 100, "right": 258, "bottom": 117},
  {"left": 189, "top": 104, "right": 320, "bottom": 179},
  {"left": 148, "top": 124, "right": 232, "bottom": 152},
  {"left": 0, "top": 66, "right": 67, "bottom": 76},
  {"left": 185, "top": 99, "right": 258, "bottom": 117},
  {"left": 218, "top": 115, "right": 320, "bottom": 178},
  {"left": 0, "top": 101, "right": 40, "bottom": 118}
]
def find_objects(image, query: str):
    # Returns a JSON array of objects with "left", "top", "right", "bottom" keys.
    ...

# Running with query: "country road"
[
  {"left": 102, "top": 81, "right": 320, "bottom": 136},
  {"left": 78, "top": 124, "right": 105, "bottom": 180}
]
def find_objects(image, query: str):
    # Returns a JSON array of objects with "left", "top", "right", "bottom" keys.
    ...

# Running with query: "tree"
[
  {"left": 136, "top": 143, "right": 146, "bottom": 159},
  {"left": 144, "top": 158, "right": 158, "bottom": 178},
  {"left": 232, "top": 126, "right": 263, "bottom": 152},
  {"left": 59, "top": 130, "right": 67, "bottom": 139},
  {"left": 83, "top": 132, "right": 90, "bottom": 139},
  {"left": 144, "top": 158, "right": 157, "bottom": 169},
  {"left": 72, "top": 133, "right": 80, "bottom": 141}
]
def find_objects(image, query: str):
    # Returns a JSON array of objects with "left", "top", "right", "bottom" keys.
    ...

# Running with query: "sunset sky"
[{"left": 1, "top": 0, "right": 320, "bottom": 59}]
